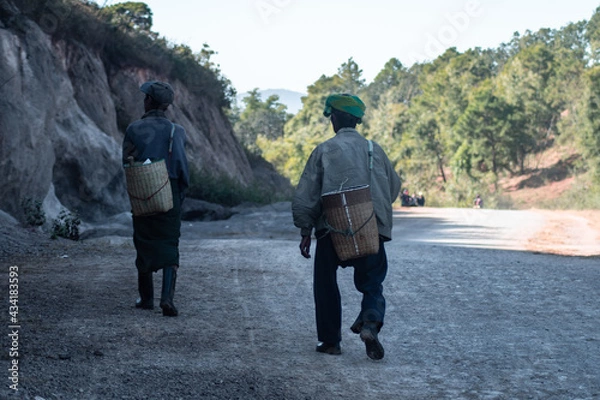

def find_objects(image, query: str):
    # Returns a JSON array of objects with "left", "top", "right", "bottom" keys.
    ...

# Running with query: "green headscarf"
[{"left": 323, "top": 94, "right": 366, "bottom": 123}]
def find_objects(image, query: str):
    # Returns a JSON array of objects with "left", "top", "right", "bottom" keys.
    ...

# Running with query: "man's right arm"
[
  {"left": 122, "top": 128, "right": 136, "bottom": 165},
  {"left": 292, "top": 148, "right": 323, "bottom": 238}
]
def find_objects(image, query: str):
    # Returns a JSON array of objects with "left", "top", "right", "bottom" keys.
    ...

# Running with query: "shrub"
[
  {"left": 187, "top": 168, "right": 286, "bottom": 207},
  {"left": 20, "top": 198, "right": 46, "bottom": 227},
  {"left": 12, "top": 0, "right": 234, "bottom": 108},
  {"left": 423, "top": 174, "right": 514, "bottom": 209},
  {"left": 51, "top": 210, "right": 81, "bottom": 241},
  {"left": 536, "top": 173, "right": 600, "bottom": 210}
]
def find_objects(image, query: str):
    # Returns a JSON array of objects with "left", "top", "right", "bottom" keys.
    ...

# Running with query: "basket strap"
[
  {"left": 128, "top": 124, "right": 175, "bottom": 202},
  {"left": 323, "top": 210, "right": 375, "bottom": 238},
  {"left": 168, "top": 123, "right": 174, "bottom": 153},
  {"left": 127, "top": 178, "right": 170, "bottom": 201},
  {"left": 323, "top": 139, "right": 376, "bottom": 238},
  {"left": 368, "top": 140, "right": 373, "bottom": 171},
  {"left": 167, "top": 123, "right": 175, "bottom": 169}
]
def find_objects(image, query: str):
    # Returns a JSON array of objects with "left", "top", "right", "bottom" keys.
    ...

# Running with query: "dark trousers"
[{"left": 313, "top": 233, "right": 388, "bottom": 344}]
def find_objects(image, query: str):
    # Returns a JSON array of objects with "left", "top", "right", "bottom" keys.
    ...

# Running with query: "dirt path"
[
  {"left": 526, "top": 209, "right": 600, "bottom": 256},
  {"left": 1, "top": 205, "right": 599, "bottom": 399},
  {"left": 395, "top": 207, "right": 600, "bottom": 256}
]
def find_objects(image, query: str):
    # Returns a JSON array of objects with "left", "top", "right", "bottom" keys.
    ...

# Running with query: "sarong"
[{"left": 132, "top": 179, "right": 181, "bottom": 273}]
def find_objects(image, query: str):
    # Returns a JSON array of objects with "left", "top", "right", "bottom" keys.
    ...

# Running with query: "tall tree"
[
  {"left": 585, "top": 6, "right": 600, "bottom": 63},
  {"left": 454, "top": 80, "right": 519, "bottom": 182},
  {"left": 495, "top": 41, "right": 557, "bottom": 173},
  {"left": 579, "top": 66, "right": 600, "bottom": 182},
  {"left": 233, "top": 89, "right": 290, "bottom": 155},
  {"left": 260, "top": 59, "right": 368, "bottom": 184},
  {"left": 403, "top": 48, "right": 494, "bottom": 184},
  {"left": 336, "top": 57, "right": 365, "bottom": 95},
  {"left": 361, "top": 59, "right": 419, "bottom": 166},
  {"left": 364, "top": 58, "right": 419, "bottom": 108}
]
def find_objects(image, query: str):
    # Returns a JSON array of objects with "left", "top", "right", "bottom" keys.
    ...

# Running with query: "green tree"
[
  {"left": 259, "top": 59, "right": 367, "bottom": 185},
  {"left": 401, "top": 48, "right": 494, "bottom": 185},
  {"left": 233, "top": 89, "right": 290, "bottom": 154},
  {"left": 364, "top": 90, "right": 409, "bottom": 162},
  {"left": 454, "top": 80, "right": 519, "bottom": 183},
  {"left": 171, "top": 43, "right": 236, "bottom": 108},
  {"left": 547, "top": 22, "right": 587, "bottom": 111},
  {"left": 579, "top": 66, "right": 600, "bottom": 182},
  {"left": 495, "top": 42, "right": 557, "bottom": 173},
  {"left": 361, "top": 59, "right": 419, "bottom": 165},
  {"left": 336, "top": 57, "right": 365, "bottom": 95},
  {"left": 101, "top": 2, "right": 153, "bottom": 32},
  {"left": 585, "top": 6, "right": 600, "bottom": 62},
  {"left": 364, "top": 58, "right": 420, "bottom": 109}
]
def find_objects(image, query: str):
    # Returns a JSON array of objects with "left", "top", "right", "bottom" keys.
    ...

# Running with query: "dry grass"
[
  {"left": 497, "top": 144, "right": 600, "bottom": 256},
  {"left": 525, "top": 209, "right": 600, "bottom": 256},
  {"left": 500, "top": 144, "right": 584, "bottom": 210}
]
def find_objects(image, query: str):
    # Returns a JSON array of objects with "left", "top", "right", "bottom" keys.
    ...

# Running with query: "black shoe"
[
  {"left": 316, "top": 342, "right": 341, "bottom": 355},
  {"left": 350, "top": 315, "right": 363, "bottom": 334},
  {"left": 360, "top": 324, "right": 384, "bottom": 360},
  {"left": 160, "top": 266, "right": 178, "bottom": 317},
  {"left": 136, "top": 271, "right": 154, "bottom": 310},
  {"left": 135, "top": 297, "right": 154, "bottom": 310}
]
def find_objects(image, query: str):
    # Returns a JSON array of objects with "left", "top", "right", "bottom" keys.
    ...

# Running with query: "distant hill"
[{"left": 236, "top": 89, "right": 305, "bottom": 114}]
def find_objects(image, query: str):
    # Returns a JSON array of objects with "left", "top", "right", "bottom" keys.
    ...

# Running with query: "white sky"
[{"left": 95, "top": 0, "right": 600, "bottom": 94}]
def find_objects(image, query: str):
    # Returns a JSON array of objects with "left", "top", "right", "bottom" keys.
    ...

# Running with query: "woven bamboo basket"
[
  {"left": 124, "top": 159, "right": 173, "bottom": 216},
  {"left": 322, "top": 185, "right": 379, "bottom": 261}
]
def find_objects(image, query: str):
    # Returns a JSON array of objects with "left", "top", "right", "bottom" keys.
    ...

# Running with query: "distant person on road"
[
  {"left": 415, "top": 192, "right": 425, "bottom": 207},
  {"left": 473, "top": 194, "right": 483, "bottom": 209},
  {"left": 122, "top": 81, "right": 189, "bottom": 317},
  {"left": 401, "top": 188, "right": 414, "bottom": 207},
  {"left": 292, "top": 94, "right": 401, "bottom": 360}
]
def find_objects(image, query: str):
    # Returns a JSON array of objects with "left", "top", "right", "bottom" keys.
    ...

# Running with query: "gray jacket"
[{"left": 292, "top": 128, "right": 401, "bottom": 240}]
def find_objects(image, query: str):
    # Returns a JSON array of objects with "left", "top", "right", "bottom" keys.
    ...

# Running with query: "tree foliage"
[
  {"left": 251, "top": 8, "right": 600, "bottom": 206},
  {"left": 12, "top": 0, "right": 237, "bottom": 108},
  {"left": 31, "top": 1, "right": 599, "bottom": 206},
  {"left": 255, "top": 58, "right": 369, "bottom": 185},
  {"left": 101, "top": 2, "right": 153, "bottom": 32},
  {"left": 232, "top": 89, "right": 291, "bottom": 155}
]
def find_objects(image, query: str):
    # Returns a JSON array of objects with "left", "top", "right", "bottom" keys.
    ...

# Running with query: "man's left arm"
[
  {"left": 122, "top": 128, "right": 137, "bottom": 165},
  {"left": 377, "top": 144, "right": 401, "bottom": 201},
  {"left": 173, "top": 127, "right": 190, "bottom": 203}
]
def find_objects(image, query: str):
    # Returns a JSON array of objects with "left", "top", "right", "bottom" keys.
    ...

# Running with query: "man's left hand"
[{"left": 299, "top": 235, "right": 311, "bottom": 259}]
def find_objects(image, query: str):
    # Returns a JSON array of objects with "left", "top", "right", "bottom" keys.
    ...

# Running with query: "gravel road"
[{"left": 1, "top": 205, "right": 599, "bottom": 399}]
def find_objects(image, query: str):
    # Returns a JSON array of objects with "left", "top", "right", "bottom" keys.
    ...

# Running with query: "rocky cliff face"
[{"left": 0, "top": 0, "right": 256, "bottom": 222}]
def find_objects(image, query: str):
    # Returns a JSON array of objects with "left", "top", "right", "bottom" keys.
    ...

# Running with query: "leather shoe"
[
  {"left": 360, "top": 323, "right": 384, "bottom": 360},
  {"left": 350, "top": 316, "right": 363, "bottom": 334},
  {"left": 135, "top": 297, "right": 154, "bottom": 310},
  {"left": 315, "top": 342, "right": 341, "bottom": 355}
]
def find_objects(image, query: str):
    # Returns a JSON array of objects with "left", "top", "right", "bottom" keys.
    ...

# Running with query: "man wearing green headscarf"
[{"left": 292, "top": 93, "right": 401, "bottom": 360}]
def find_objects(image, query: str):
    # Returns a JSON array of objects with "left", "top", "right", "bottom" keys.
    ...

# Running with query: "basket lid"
[
  {"left": 124, "top": 158, "right": 166, "bottom": 168},
  {"left": 322, "top": 184, "right": 370, "bottom": 198}
]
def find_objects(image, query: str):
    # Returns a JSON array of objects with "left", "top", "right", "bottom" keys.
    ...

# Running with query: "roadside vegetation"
[
  {"left": 12, "top": 0, "right": 234, "bottom": 109},
  {"left": 233, "top": 8, "right": 600, "bottom": 210},
  {"left": 13, "top": 0, "right": 600, "bottom": 209},
  {"left": 11, "top": 0, "right": 276, "bottom": 206},
  {"left": 187, "top": 165, "right": 289, "bottom": 207}
]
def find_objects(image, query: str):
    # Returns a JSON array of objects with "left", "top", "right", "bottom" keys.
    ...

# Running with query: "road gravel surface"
[{"left": 1, "top": 205, "right": 599, "bottom": 399}]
